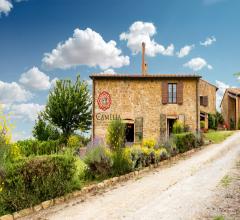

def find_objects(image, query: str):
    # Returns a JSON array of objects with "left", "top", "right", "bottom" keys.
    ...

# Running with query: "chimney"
[{"left": 141, "top": 42, "right": 147, "bottom": 75}]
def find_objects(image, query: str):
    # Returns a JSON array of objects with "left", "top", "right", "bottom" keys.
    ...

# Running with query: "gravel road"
[{"left": 23, "top": 131, "right": 240, "bottom": 220}]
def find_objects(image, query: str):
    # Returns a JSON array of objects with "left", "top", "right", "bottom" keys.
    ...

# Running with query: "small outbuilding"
[{"left": 221, "top": 88, "right": 240, "bottom": 129}]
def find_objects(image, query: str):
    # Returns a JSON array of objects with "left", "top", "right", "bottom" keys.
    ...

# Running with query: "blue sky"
[{"left": 0, "top": 0, "right": 239, "bottom": 140}]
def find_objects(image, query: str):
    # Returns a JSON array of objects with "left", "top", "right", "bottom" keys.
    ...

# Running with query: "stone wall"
[
  {"left": 199, "top": 79, "right": 216, "bottom": 114},
  {"left": 221, "top": 91, "right": 229, "bottom": 127},
  {"left": 93, "top": 78, "right": 198, "bottom": 142}
]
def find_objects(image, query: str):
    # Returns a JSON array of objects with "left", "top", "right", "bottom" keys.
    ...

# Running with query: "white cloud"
[
  {"left": 0, "top": 81, "right": 32, "bottom": 104},
  {"left": 42, "top": 28, "right": 129, "bottom": 70},
  {"left": 0, "top": 0, "right": 12, "bottom": 15},
  {"left": 176, "top": 44, "right": 194, "bottom": 58},
  {"left": 103, "top": 68, "right": 116, "bottom": 74},
  {"left": 120, "top": 21, "right": 174, "bottom": 57},
  {"left": 216, "top": 80, "right": 230, "bottom": 110},
  {"left": 12, "top": 131, "right": 31, "bottom": 142},
  {"left": 200, "top": 36, "right": 216, "bottom": 47},
  {"left": 183, "top": 57, "right": 213, "bottom": 71},
  {"left": 4, "top": 103, "right": 45, "bottom": 122},
  {"left": 19, "top": 67, "right": 56, "bottom": 90}
]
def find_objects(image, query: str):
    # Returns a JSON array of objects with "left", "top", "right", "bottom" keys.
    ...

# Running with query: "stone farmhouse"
[
  {"left": 90, "top": 43, "right": 217, "bottom": 143},
  {"left": 220, "top": 88, "right": 240, "bottom": 129}
]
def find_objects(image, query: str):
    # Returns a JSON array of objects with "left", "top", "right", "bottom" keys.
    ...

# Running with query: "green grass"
[
  {"left": 220, "top": 175, "right": 232, "bottom": 187},
  {"left": 213, "top": 216, "right": 225, "bottom": 220},
  {"left": 204, "top": 130, "right": 234, "bottom": 144}
]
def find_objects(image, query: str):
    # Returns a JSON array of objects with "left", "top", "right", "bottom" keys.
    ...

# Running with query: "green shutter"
[
  {"left": 160, "top": 114, "right": 166, "bottom": 140},
  {"left": 135, "top": 117, "right": 143, "bottom": 143}
]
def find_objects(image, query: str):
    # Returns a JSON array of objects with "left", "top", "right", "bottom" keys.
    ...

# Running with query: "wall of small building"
[
  {"left": 228, "top": 96, "right": 236, "bottom": 128},
  {"left": 221, "top": 92, "right": 229, "bottom": 127},
  {"left": 199, "top": 79, "right": 217, "bottom": 114},
  {"left": 93, "top": 78, "right": 198, "bottom": 142}
]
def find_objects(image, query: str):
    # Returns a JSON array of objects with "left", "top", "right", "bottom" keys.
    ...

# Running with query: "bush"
[
  {"left": 106, "top": 119, "right": 126, "bottom": 150},
  {"left": 126, "top": 146, "right": 143, "bottom": 169},
  {"left": 111, "top": 149, "right": 133, "bottom": 175},
  {"left": 238, "top": 118, "right": 240, "bottom": 130},
  {"left": 200, "top": 121, "right": 205, "bottom": 129},
  {"left": 142, "top": 138, "right": 156, "bottom": 148},
  {"left": 208, "top": 114, "right": 217, "bottom": 130},
  {"left": 172, "top": 120, "right": 184, "bottom": 134},
  {"left": 174, "top": 132, "right": 197, "bottom": 153},
  {"left": 17, "top": 139, "right": 63, "bottom": 156},
  {"left": 155, "top": 148, "right": 169, "bottom": 162},
  {"left": 84, "top": 146, "right": 113, "bottom": 178},
  {"left": 0, "top": 154, "right": 76, "bottom": 213},
  {"left": 230, "top": 118, "right": 235, "bottom": 130},
  {"left": 216, "top": 112, "right": 224, "bottom": 126}
]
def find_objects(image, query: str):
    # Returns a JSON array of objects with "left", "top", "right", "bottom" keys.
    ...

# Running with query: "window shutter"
[
  {"left": 135, "top": 117, "right": 143, "bottom": 143},
  {"left": 177, "top": 81, "right": 183, "bottom": 105},
  {"left": 162, "top": 82, "right": 168, "bottom": 104},
  {"left": 203, "top": 96, "right": 208, "bottom": 107},
  {"left": 160, "top": 114, "right": 166, "bottom": 140}
]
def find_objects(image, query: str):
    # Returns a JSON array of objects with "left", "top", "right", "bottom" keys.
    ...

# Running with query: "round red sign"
[{"left": 97, "top": 91, "right": 111, "bottom": 111}]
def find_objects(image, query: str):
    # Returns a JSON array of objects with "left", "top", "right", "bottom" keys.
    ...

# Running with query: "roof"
[
  {"left": 220, "top": 88, "right": 240, "bottom": 107},
  {"left": 90, "top": 73, "right": 202, "bottom": 79},
  {"left": 200, "top": 79, "right": 218, "bottom": 90},
  {"left": 227, "top": 88, "right": 240, "bottom": 95}
]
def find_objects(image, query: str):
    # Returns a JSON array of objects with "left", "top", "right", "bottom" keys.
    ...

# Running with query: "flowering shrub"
[
  {"left": 142, "top": 138, "right": 156, "bottom": 148},
  {"left": 84, "top": 146, "right": 113, "bottom": 178}
]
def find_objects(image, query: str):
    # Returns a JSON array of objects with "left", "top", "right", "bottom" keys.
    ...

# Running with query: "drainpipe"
[{"left": 196, "top": 79, "right": 200, "bottom": 133}]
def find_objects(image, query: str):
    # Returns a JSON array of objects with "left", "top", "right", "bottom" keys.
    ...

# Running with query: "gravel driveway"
[{"left": 23, "top": 131, "right": 240, "bottom": 220}]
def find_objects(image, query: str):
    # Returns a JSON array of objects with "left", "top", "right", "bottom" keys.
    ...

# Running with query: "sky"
[{"left": 0, "top": 0, "right": 239, "bottom": 140}]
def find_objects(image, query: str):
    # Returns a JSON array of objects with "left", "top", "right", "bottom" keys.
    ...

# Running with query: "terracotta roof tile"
[
  {"left": 90, "top": 73, "right": 201, "bottom": 79},
  {"left": 227, "top": 88, "right": 240, "bottom": 95}
]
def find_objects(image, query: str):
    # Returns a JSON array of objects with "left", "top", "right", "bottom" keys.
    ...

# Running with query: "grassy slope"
[{"left": 204, "top": 130, "right": 234, "bottom": 144}]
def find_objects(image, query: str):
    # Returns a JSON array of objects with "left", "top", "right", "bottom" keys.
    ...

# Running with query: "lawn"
[{"left": 204, "top": 130, "right": 234, "bottom": 144}]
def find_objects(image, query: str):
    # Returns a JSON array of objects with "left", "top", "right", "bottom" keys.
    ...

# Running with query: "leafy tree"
[
  {"left": 43, "top": 76, "right": 92, "bottom": 139},
  {"left": 32, "top": 114, "right": 60, "bottom": 141}
]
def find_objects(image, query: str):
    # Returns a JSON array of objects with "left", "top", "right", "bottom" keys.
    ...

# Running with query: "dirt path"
[{"left": 23, "top": 132, "right": 240, "bottom": 220}]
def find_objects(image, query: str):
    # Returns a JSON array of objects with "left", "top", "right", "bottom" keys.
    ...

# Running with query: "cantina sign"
[
  {"left": 97, "top": 91, "right": 111, "bottom": 111},
  {"left": 96, "top": 91, "right": 121, "bottom": 121}
]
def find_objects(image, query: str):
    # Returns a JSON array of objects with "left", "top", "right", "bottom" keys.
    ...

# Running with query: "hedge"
[
  {"left": 174, "top": 132, "right": 198, "bottom": 153},
  {"left": 17, "top": 139, "right": 63, "bottom": 156},
  {"left": 0, "top": 154, "right": 76, "bottom": 213}
]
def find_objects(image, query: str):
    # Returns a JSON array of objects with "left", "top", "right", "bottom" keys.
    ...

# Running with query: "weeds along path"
[{"left": 23, "top": 131, "right": 240, "bottom": 220}]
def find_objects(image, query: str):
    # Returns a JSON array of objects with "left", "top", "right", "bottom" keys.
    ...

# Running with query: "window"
[
  {"left": 200, "top": 96, "right": 208, "bottom": 107},
  {"left": 168, "top": 83, "right": 177, "bottom": 103}
]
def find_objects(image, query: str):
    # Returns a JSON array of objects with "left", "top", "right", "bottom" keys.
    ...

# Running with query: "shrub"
[
  {"left": 0, "top": 154, "right": 76, "bottom": 213},
  {"left": 216, "top": 111, "right": 224, "bottom": 126},
  {"left": 106, "top": 119, "right": 126, "bottom": 150},
  {"left": 142, "top": 138, "right": 156, "bottom": 148},
  {"left": 200, "top": 121, "right": 205, "bottom": 129},
  {"left": 172, "top": 120, "right": 184, "bottom": 134},
  {"left": 174, "top": 132, "right": 197, "bottom": 153},
  {"left": 155, "top": 148, "right": 169, "bottom": 162},
  {"left": 141, "top": 147, "right": 155, "bottom": 166},
  {"left": 84, "top": 146, "right": 113, "bottom": 178},
  {"left": 111, "top": 149, "right": 133, "bottom": 175},
  {"left": 127, "top": 146, "right": 143, "bottom": 169},
  {"left": 67, "top": 135, "right": 82, "bottom": 149},
  {"left": 238, "top": 118, "right": 240, "bottom": 130},
  {"left": 17, "top": 139, "right": 63, "bottom": 156},
  {"left": 230, "top": 118, "right": 235, "bottom": 130},
  {"left": 208, "top": 114, "right": 217, "bottom": 130}
]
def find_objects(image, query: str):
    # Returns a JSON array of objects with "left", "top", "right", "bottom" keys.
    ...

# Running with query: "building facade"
[
  {"left": 221, "top": 88, "right": 240, "bottom": 129},
  {"left": 90, "top": 74, "right": 217, "bottom": 143}
]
